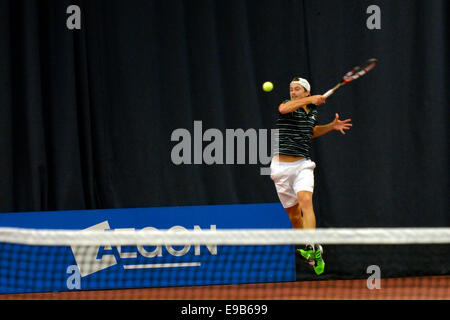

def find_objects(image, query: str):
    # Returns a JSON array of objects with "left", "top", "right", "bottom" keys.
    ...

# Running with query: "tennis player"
[{"left": 270, "top": 77, "right": 352, "bottom": 275}]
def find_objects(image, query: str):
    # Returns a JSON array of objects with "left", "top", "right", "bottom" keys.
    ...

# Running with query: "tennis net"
[{"left": 0, "top": 227, "right": 449, "bottom": 300}]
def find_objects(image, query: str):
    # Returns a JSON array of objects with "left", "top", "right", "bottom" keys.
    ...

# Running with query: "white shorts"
[{"left": 270, "top": 158, "right": 316, "bottom": 208}]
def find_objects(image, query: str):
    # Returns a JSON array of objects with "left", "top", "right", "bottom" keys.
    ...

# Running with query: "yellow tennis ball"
[{"left": 262, "top": 81, "right": 273, "bottom": 92}]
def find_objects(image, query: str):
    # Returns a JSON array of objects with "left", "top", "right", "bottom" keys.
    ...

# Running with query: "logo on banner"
[{"left": 70, "top": 221, "right": 218, "bottom": 277}]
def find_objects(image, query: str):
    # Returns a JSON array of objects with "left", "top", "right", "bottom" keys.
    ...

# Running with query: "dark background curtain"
[{"left": 0, "top": 0, "right": 448, "bottom": 230}]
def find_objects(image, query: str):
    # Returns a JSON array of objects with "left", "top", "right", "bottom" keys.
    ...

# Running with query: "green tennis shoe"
[
  {"left": 297, "top": 244, "right": 325, "bottom": 275},
  {"left": 297, "top": 245, "right": 316, "bottom": 266},
  {"left": 313, "top": 244, "right": 325, "bottom": 275}
]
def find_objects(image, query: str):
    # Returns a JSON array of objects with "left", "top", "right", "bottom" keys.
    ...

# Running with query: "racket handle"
[{"left": 323, "top": 89, "right": 334, "bottom": 98}]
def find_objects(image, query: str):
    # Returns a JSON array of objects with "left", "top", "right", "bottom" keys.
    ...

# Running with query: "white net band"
[{"left": 0, "top": 227, "right": 449, "bottom": 246}]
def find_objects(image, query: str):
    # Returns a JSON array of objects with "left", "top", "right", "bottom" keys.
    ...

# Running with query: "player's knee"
[{"left": 297, "top": 192, "right": 312, "bottom": 210}]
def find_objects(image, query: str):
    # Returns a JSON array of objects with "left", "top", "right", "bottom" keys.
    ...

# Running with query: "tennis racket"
[{"left": 323, "top": 58, "right": 378, "bottom": 98}]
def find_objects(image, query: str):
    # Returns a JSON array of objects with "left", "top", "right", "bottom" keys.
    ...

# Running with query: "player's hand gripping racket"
[{"left": 323, "top": 58, "right": 378, "bottom": 98}]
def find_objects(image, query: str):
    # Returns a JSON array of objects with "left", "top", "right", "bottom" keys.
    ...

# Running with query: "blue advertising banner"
[{"left": 0, "top": 203, "right": 296, "bottom": 294}]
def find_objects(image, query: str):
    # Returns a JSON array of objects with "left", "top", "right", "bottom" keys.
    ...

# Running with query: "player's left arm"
[{"left": 312, "top": 113, "right": 352, "bottom": 138}]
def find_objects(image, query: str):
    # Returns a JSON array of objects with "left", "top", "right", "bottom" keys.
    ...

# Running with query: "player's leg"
[
  {"left": 270, "top": 160, "right": 319, "bottom": 269},
  {"left": 292, "top": 160, "right": 316, "bottom": 230},
  {"left": 296, "top": 191, "right": 316, "bottom": 266},
  {"left": 297, "top": 191, "right": 315, "bottom": 229},
  {"left": 291, "top": 191, "right": 316, "bottom": 266},
  {"left": 296, "top": 191, "right": 324, "bottom": 275},
  {"left": 292, "top": 159, "right": 325, "bottom": 275},
  {"left": 285, "top": 203, "right": 317, "bottom": 268}
]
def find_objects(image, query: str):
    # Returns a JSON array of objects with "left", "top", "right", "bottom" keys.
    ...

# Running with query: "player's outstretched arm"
[{"left": 312, "top": 113, "right": 352, "bottom": 138}]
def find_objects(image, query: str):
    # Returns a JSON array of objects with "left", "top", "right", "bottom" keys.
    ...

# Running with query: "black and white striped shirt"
[{"left": 273, "top": 100, "right": 318, "bottom": 158}]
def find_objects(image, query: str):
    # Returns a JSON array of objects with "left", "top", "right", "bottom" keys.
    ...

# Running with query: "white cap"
[{"left": 290, "top": 78, "right": 311, "bottom": 92}]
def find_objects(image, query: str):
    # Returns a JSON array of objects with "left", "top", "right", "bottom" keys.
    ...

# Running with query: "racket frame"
[{"left": 323, "top": 58, "right": 377, "bottom": 98}]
